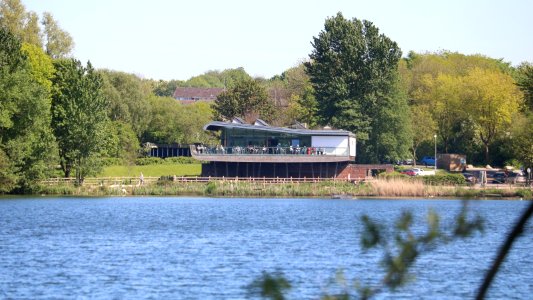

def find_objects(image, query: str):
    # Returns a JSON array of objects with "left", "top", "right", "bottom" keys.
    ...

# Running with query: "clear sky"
[{"left": 22, "top": 0, "right": 533, "bottom": 81}]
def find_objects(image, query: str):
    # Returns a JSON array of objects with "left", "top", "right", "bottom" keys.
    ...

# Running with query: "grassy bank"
[
  {"left": 100, "top": 164, "right": 202, "bottom": 177},
  {"left": 36, "top": 177, "right": 533, "bottom": 199}
]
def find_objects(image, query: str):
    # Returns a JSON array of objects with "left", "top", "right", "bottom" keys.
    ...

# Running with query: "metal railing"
[{"left": 194, "top": 146, "right": 349, "bottom": 156}]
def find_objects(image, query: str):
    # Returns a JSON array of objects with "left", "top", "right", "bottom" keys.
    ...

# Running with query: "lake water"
[{"left": 0, "top": 197, "right": 531, "bottom": 299}]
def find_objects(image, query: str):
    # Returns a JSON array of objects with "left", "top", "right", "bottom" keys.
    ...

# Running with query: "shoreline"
[{"left": 28, "top": 178, "right": 533, "bottom": 200}]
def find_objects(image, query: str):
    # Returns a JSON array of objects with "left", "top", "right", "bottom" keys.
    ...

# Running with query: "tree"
[
  {"left": 152, "top": 79, "right": 183, "bottom": 97},
  {"left": 516, "top": 63, "right": 533, "bottom": 112},
  {"left": 419, "top": 73, "right": 463, "bottom": 154},
  {"left": 51, "top": 59, "right": 109, "bottom": 183},
  {"left": 306, "top": 12, "right": 411, "bottom": 163},
  {"left": 409, "top": 105, "right": 435, "bottom": 164},
  {"left": 281, "top": 64, "right": 319, "bottom": 128},
  {"left": 213, "top": 78, "right": 275, "bottom": 123},
  {"left": 462, "top": 68, "right": 523, "bottom": 164},
  {"left": 0, "top": 26, "right": 56, "bottom": 192},
  {"left": 0, "top": 0, "right": 41, "bottom": 46},
  {"left": 41, "top": 12, "right": 73, "bottom": 59},
  {"left": 99, "top": 70, "right": 152, "bottom": 139}
]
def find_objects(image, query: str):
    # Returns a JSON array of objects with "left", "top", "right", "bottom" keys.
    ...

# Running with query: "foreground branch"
[{"left": 476, "top": 201, "right": 533, "bottom": 299}]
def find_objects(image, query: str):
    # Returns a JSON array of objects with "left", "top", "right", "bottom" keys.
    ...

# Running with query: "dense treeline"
[{"left": 1, "top": 1, "right": 532, "bottom": 193}]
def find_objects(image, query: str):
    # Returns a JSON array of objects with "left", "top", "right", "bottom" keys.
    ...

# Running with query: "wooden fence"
[{"left": 40, "top": 176, "right": 370, "bottom": 186}]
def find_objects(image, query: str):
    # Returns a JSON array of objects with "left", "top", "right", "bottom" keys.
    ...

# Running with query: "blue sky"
[{"left": 23, "top": 0, "right": 533, "bottom": 81}]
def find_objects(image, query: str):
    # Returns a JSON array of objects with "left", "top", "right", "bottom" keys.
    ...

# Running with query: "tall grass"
[
  {"left": 36, "top": 177, "right": 532, "bottom": 199},
  {"left": 370, "top": 178, "right": 427, "bottom": 197}
]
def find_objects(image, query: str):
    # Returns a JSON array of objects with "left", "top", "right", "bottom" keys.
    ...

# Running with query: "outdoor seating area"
[{"left": 195, "top": 145, "right": 343, "bottom": 156}]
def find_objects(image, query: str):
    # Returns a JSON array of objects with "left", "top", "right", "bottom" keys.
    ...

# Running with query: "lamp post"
[{"left": 434, "top": 134, "right": 437, "bottom": 170}]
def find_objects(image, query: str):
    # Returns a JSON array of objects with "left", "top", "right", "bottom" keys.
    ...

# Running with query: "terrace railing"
[{"left": 194, "top": 146, "right": 349, "bottom": 157}]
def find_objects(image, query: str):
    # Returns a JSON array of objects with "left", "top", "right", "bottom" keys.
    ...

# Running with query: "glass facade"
[{"left": 221, "top": 128, "right": 311, "bottom": 148}]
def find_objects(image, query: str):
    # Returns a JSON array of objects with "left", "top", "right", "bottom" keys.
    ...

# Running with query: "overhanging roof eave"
[{"left": 203, "top": 121, "right": 355, "bottom": 137}]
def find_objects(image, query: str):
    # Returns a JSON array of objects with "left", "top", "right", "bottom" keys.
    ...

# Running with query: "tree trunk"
[{"left": 484, "top": 143, "right": 490, "bottom": 165}]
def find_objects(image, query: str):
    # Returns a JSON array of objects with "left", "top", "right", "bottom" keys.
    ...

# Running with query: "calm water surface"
[{"left": 0, "top": 197, "right": 531, "bottom": 299}]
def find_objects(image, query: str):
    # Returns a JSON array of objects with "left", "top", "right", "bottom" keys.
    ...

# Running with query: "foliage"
[
  {"left": 402, "top": 51, "right": 525, "bottom": 165},
  {"left": 247, "top": 272, "right": 292, "bottom": 300},
  {"left": 152, "top": 79, "right": 183, "bottom": 97},
  {"left": 0, "top": 26, "right": 56, "bottom": 192},
  {"left": 422, "top": 173, "right": 466, "bottom": 185},
  {"left": 516, "top": 63, "right": 533, "bottom": 111},
  {"left": 213, "top": 78, "right": 275, "bottom": 123},
  {"left": 509, "top": 113, "right": 533, "bottom": 168},
  {"left": 409, "top": 105, "right": 435, "bottom": 164},
  {"left": 105, "top": 121, "right": 140, "bottom": 164},
  {"left": 99, "top": 70, "right": 152, "bottom": 139},
  {"left": 0, "top": 1, "right": 74, "bottom": 57},
  {"left": 281, "top": 64, "right": 319, "bottom": 127},
  {"left": 51, "top": 59, "right": 109, "bottom": 183},
  {"left": 180, "top": 67, "right": 251, "bottom": 88},
  {"left": 144, "top": 96, "right": 215, "bottom": 145},
  {"left": 20, "top": 42, "right": 54, "bottom": 91},
  {"left": 204, "top": 181, "right": 216, "bottom": 195},
  {"left": 462, "top": 68, "right": 523, "bottom": 163},
  {"left": 41, "top": 12, "right": 73, "bottom": 59},
  {"left": 0, "top": 0, "right": 41, "bottom": 47},
  {"left": 306, "top": 12, "right": 411, "bottom": 163}
]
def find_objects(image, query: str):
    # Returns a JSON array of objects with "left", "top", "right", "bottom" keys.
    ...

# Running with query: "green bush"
[
  {"left": 423, "top": 173, "right": 466, "bottom": 185},
  {"left": 101, "top": 157, "right": 125, "bottom": 166},
  {"left": 516, "top": 189, "right": 532, "bottom": 199},
  {"left": 379, "top": 171, "right": 410, "bottom": 179},
  {"left": 164, "top": 157, "right": 197, "bottom": 164},
  {"left": 135, "top": 157, "right": 164, "bottom": 165},
  {"left": 135, "top": 156, "right": 198, "bottom": 165},
  {"left": 205, "top": 181, "right": 217, "bottom": 195}
]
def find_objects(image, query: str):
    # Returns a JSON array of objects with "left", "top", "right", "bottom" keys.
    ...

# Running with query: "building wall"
[
  {"left": 202, "top": 162, "right": 393, "bottom": 179},
  {"left": 311, "top": 136, "right": 348, "bottom": 155}
]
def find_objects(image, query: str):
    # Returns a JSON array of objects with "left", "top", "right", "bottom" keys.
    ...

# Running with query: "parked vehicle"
[
  {"left": 400, "top": 168, "right": 435, "bottom": 176},
  {"left": 462, "top": 172, "right": 477, "bottom": 184},
  {"left": 507, "top": 171, "right": 526, "bottom": 184},
  {"left": 420, "top": 156, "right": 436, "bottom": 166},
  {"left": 400, "top": 169, "right": 416, "bottom": 176},
  {"left": 492, "top": 172, "right": 507, "bottom": 184}
]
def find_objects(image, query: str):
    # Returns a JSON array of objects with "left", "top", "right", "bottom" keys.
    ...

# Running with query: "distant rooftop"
[{"left": 173, "top": 87, "right": 224, "bottom": 102}]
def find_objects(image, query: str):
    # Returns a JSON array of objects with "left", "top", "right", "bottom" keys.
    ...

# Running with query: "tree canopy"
[
  {"left": 306, "top": 12, "right": 411, "bottom": 163},
  {"left": 0, "top": 26, "right": 56, "bottom": 191},
  {"left": 213, "top": 78, "right": 275, "bottom": 123},
  {"left": 51, "top": 59, "right": 109, "bottom": 183}
]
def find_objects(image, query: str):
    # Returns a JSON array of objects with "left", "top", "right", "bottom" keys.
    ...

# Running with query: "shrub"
[
  {"left": 516, "top": 189, "right": 532, "bottom": 199},
  {"left": 101, "top": 157, "right": 125, "bottom": 166},
  {"left": 379, "top": 171, "right": 410, "bottom": 179},
  {"left": 423, "top": 173, "right": 466, "bottom": 185},
  {"left": 205, "top": 181, "right": 217, "bottom": 195},
  {"left": 164, "top": 157, "right": 197, "bottom": 164},
  {"left": 136, "top": 157, "right": 164, "bottom": 165}
]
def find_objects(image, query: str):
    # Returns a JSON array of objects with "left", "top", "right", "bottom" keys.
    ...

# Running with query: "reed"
[
  {"left": 369, "top": 177, "right": 427, "bottom": 197},
  {"left": 35, "top": 178, "right": 532, "bottom": 199}
]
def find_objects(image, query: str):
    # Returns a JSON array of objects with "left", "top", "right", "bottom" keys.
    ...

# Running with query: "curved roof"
[{"left": 203, "top": 121, "right": 355, "bottom": 137}]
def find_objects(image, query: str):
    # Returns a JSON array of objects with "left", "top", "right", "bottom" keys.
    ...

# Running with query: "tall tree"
[
  {"left": 41, "top": 12, "right": 73, "bottom": 59},
  {"left": 516, "top": 63, "right": 533, "bottom": 112},
  {"left": 0, "top": 26, "right": 56, "bottom": 192},
  {"left": 213, "top": 78, "right": 275, "bottom": 123},
  {"left": 409, "top": 104, "right": 436, "bottom": 164},
  {"left": 0, "top": 0, "right": 42, "bottom": 47},
  {"left": 51, "top": 59, "right": 109, "bottom": 183},
  {"left": 462, "top": 68, "right": 523, "bottom": 164},
  {"left": 306, "top": 12, "right": 411, "bottom": 162},
  {"left": 99, "top": 70, "right": 152, "bottom": 139}
]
